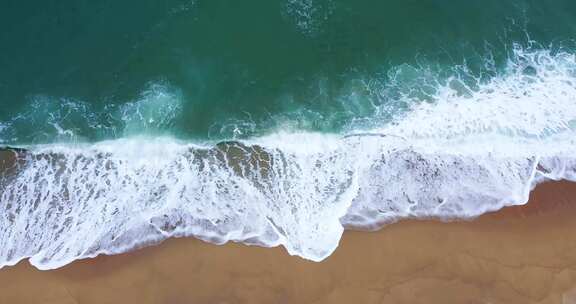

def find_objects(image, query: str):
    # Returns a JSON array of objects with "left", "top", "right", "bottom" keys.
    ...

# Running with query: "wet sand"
[{"left": 1, "top": 181, "right": 576, "bottom": 304}]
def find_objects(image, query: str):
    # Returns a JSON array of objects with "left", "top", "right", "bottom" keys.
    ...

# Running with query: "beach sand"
[{"left": 1, "top": 181, "right": 576, "bottom": 304}]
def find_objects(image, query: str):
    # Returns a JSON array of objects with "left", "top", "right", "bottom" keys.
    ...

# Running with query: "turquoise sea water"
[
  {"left": 2, "top": 1, "right": 576, "bottom": 269},
  {"left": 1, "top": 0, "right": 575, "bottom": 143}
]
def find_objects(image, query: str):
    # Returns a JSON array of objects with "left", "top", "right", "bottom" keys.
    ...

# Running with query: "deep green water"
[{"left": 1, "top": 0, "right": 575, "bottom": 144}]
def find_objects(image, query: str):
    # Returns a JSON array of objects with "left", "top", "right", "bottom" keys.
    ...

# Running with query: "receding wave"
[{"left": 1, "top": 47, "right": 576, "bottom": 270}]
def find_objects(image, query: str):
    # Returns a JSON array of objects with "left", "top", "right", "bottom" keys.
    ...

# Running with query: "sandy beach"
[
  {"left": 0, "top": 180, "right": 574, "bottom": 304},
  {"left": 2, "top": 0, "right": 576, "bottom": 303}
]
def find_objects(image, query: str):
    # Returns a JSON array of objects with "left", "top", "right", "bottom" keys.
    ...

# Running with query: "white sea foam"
[
  {"left": 379, "top": 47, "right": 576, "bottom": 139},
  {"left": 1, "top": 48, "right": 576, "bottom": 269}
]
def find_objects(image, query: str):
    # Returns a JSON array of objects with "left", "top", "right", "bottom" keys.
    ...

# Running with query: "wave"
[
  {"left": 0, "top": 82, "right": 184, "bottom": 144},
  {"left": 1, "top": 47, "right": 576, "bottom": 270}
]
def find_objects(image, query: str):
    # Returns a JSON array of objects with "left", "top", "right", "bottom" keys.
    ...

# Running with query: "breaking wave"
[{"left": 1, "top": 47, "right": 576, "bottom": 269}]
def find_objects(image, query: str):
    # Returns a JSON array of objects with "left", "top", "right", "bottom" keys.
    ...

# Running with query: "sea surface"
[{"left": 1, "top": 0, "right": 576, "bottom": 269}]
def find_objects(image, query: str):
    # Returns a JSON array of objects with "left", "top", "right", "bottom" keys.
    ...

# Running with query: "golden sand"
[{"left": 1, "top": 181, "right": 576, "bottom": 304}]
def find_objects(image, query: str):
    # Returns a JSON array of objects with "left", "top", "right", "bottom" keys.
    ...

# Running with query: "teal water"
[
  {"left": 3, "top": 0, "right": 576, "bottom": 270},
  {"left": 1, "top": 0, "right": 575, "bottom": 144}
]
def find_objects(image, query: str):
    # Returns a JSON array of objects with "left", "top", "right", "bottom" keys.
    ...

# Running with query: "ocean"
[{"left": 1, "top": 0, "right": 576, "bottom": 269}]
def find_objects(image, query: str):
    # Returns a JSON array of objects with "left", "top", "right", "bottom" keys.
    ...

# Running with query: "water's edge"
[{"left": 1, "top": 135, "right": 574, "bottom": 270}]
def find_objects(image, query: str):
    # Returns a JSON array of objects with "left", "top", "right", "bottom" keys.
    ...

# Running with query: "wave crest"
[{"left": 2, "top": 47, "right": 576, "bottom": 269}]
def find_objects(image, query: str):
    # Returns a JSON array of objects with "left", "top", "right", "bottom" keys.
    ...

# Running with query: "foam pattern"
[{"left": 1, "top": 47, "right": 576, "bottom": 269}]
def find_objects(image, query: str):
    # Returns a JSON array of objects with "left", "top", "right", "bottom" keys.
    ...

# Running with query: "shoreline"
[{"left": 1, "top": 180, "right": 576, "bottom": 303}]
